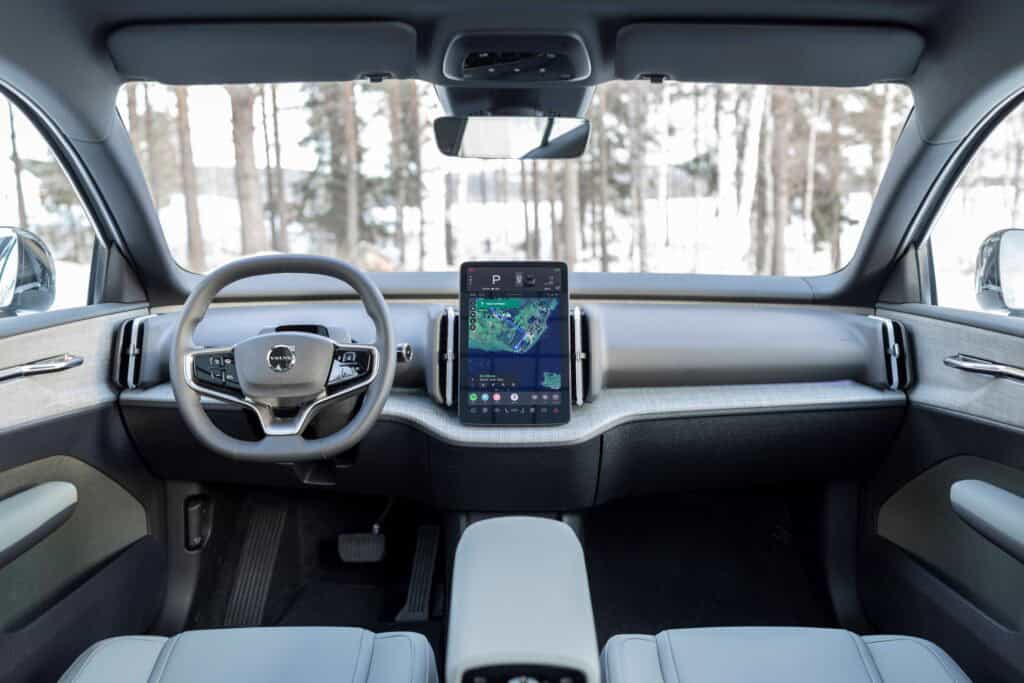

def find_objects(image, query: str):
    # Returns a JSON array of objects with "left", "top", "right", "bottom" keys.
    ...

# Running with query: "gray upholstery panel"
[
  {"left": 59, "top": 628, "right": 438, "bottom": 683},
  {"left": 602, "top": 628, "right": 970, "bottom": 683},
  {"left": 864, "top": 636, "right": 971, "bottom": 683},
  {"left": 0, "top": 481, "right": 77, "bottom": 569},
  {"left": 0, "top": 456, "right": 147, "bottom": 630},
  {"left": 616, "top": 23, "right": 924, "bottom": 87},
  {"left": 950, "top": 479, "right": 1024, "bottom": 564},
  {"left": 58, "top": 636, "right": 166, "bottom": 683},
  {"left": 878, "top": 456, "right": 1024, "bottom": 629},
  {"left": 108, "top": 22, "right": 418, "bottom": 84}
]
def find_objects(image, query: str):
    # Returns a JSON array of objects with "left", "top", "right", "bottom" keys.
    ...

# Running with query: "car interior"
[{"left": 3, "top": 1, "right": 1024, "bottom": 682}]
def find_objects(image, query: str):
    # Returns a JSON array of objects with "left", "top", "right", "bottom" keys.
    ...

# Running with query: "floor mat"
[
  {"left": 584, "top": 490, "right": 837, "bottom": 648},
  {"left": 277, "top": 580, "right": 442, "bottom": 650},
  {"left": 188, "top": 489, "right": 445, "bottom": 659}
]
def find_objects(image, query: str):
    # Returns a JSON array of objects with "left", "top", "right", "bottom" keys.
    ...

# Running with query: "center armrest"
[{"left": 446, "top": 516, "right": 600, "bottom": 683}]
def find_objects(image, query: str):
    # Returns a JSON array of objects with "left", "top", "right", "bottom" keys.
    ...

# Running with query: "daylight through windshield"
[{"left": 118, "top": 81, "right": 911, "bottom": 276}]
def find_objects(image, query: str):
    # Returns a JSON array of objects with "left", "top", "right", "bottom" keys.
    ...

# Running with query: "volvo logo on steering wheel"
[{"left": 267, "top": 345, "right": 297, "bottom": 373}]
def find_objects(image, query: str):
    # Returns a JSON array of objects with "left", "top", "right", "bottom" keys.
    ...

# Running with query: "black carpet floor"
[
  {"left": 584, "top": 490, "right": 837, "bottom": 648},
  {"left": 188, "top": 490, "right": 444, "bottom": 658}
]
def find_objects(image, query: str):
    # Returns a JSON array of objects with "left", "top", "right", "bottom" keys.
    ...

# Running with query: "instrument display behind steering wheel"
[{"left": 169, "top": 254, "right": 396, "bottom": 462}]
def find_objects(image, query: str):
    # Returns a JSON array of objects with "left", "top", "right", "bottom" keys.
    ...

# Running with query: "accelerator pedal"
[
  {"left": 396, "top": 525, "right": 440, "bottom": 622},
  {"left": 223, "top": 502, "right": 287, "bottom": 626}
]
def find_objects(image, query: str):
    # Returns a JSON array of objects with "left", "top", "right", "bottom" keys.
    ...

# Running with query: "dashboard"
[{"left": 110, "top": 263, "right": 911, "bottom": 509}]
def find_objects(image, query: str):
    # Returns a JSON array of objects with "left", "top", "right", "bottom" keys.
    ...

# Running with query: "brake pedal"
[
  {"left": 337, "top": 530, "right": 387, "bottom": 563},
  {"left": 396, "top": 525, "right": 440, "bottom": 622}
]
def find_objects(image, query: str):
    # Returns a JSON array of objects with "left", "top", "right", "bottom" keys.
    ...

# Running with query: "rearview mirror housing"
[
  {"left": 0, "top": 227, "right": 56, "bottom": 317},
  {"left": 976, "top": 228, "right": 1024, "bottom": 314},
  {"left": 434, "top": 116, "right": 589, "bottom": 159}
]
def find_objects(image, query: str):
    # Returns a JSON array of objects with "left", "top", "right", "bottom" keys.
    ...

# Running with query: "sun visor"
[
  {"left": 615, "top": 23, "right": 924, "bottom": 87},
  {"left": 108, "top": 22, "right": 417, "bottom": 84}
]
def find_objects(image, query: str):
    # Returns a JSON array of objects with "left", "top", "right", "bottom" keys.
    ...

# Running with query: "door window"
[
  {"left": 927, "top": 102, "right": 1024, "bottom": 316},
  {"left": 0, "top": 95, "right": 97, "bottom": 316}
]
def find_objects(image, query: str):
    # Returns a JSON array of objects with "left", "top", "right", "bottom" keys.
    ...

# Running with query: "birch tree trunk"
[
  {"left": 736, "top": 85, "right": 768, "bottom": 229},
  {"left": 270, "top": 85, "right": 288, "bottom": 251},
  {"left": 828, "top": 96, "right": 843, "bottom": 270},
  {"left": 143, "top": 84, "right": 163, "bottom": 209},
  {"left": 803, "top": 88, "right": 820, "bottom": 226},
  {"left": 125, "top": 84, "right": 142, "bottom": 152},
  {"left": 520, "top": 161, "right": 531, "bottom": 258},
  {"left": 770, "top": 90, "right": 790, "bottom": 276},
  {"left": 531, "top": 160, "right": 540, "bottom": 258},
  {"left": 227, "top": 85, "right": 267, "bottom": 255},
  {"left": 547, "top": 160, "right": 560, "bottom": 260},
  {"left": 444, "top": 172, "right": 456, "bottom": 266},
  {"left": 596, "top": 94, "right": 611, "bottom": 272},
  {"left": 563, "top": 159, "right": 579, "bottom": 269},
  {"left": 659, "top": 86, "right": 671, "bottom": 247},
  {"left": 7, "top": 102, "right": 28, "bottom": 229},
  {"left": 342, "top": 82, "right": 360, "bottom": 257},
  {"left": 387, "top": 81, "right": 406, "bottom": 267},
  {"left": 757, "top": 107, "right": 774, "bottom": 275},
  {"left": 175, "top": 87, "right": 206, "bottom": 271},
  {"left": 259, "top": 86, "right": 279, "bottom": 250}
]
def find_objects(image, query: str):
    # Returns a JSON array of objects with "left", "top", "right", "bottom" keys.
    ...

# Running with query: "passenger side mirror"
[
  {"left": 0, "top": 227, "right": 56, "bottom": 317},
  {"left": 976, "top": 229, "right": 1024, "bottom": 314}
]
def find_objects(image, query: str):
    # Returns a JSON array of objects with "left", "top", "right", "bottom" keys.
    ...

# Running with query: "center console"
[{"left": 446, "top": 517, "right": 600, "bottom": 683}]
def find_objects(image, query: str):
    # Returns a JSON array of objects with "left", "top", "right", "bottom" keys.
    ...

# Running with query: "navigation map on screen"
[{"left": 459, "top": 263, "right": 570, "bottom": 426}]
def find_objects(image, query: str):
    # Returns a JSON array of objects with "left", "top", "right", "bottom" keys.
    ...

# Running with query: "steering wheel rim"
[{"left": 169, "top": 254, "right": 396, "bottom": 462}]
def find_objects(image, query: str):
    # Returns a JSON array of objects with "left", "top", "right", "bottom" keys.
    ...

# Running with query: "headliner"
[{"left": 0, "top": 1, "right": 1019, "bottom": 145}]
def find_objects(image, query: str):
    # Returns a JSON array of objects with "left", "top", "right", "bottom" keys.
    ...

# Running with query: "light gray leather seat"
[
  {"left": 58, "top": 627, "right": 438, "bottom": 683},
  {"left": 602, "top": 627, "right": 970, "bottom": 683}
]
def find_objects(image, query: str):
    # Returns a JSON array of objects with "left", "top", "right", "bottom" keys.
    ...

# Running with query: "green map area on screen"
[{"left": 469, "top": 297, "right": 559, "bottom": 355}]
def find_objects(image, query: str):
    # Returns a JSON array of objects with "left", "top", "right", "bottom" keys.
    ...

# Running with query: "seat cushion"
[
  {"left": 59, "top": 627, "right": 438, "bottom": 683},
  {"left": 602, "top": 627, "right": 970, "bottom": 683}
]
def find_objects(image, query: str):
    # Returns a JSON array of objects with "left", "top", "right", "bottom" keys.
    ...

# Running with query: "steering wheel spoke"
[
  {"left": 327, "top": 343, "right": 379, "bottom": 391},
  {"left": 185, "top": 346, "right": 243, "bottom": 398}
]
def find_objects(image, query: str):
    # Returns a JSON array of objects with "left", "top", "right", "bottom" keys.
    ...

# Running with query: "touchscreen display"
[{"left": 459, "top": 262, "right": 570, "bottom": 426}]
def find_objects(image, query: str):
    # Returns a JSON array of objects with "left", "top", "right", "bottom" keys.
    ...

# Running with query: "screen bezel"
[{"left": 458, "top": 261, "right": 571, "bottom": 427}]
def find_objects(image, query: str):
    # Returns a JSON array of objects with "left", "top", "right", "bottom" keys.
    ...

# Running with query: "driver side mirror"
[
  {"left": 0, "top": 227, "right": 56, "bottom": 317},
  {"left": 976, "top": 229, "right": 1024, "bottom": 314}
]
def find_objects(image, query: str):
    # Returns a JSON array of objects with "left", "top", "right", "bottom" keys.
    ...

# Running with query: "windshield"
[{"left": 117, "top": 80, "right": 911, "bottom": 276}]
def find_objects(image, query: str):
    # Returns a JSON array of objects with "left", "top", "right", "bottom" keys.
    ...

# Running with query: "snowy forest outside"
[{"left": 115, "top": 80, "right": 911, "bottom": 278}]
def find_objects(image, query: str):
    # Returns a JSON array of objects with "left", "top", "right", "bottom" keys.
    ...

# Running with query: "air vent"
[
  {"left": 437, "top": 307, "right": 458, "bottom": 407},
  {"left": 112, "top": 314, "right": 155, "bottom": 389},
  {"left": 870, "top": 315, "right": 912, "bottom": 391}
]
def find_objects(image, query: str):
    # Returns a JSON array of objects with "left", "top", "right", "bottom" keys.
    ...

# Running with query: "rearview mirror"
[
  {"left": 976, "top": 228, "right": 1024, "bottom": 314},
  {"left": 434, "top": 116, "right": 590, "bottom": 159},
  {"left": 0, "top": 227, "right": 56, "bottom": 317}
]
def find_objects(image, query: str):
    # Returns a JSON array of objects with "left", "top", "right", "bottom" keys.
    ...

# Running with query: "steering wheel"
[{"left": 169, "top": 254, "right": 396, "bottom": 462}]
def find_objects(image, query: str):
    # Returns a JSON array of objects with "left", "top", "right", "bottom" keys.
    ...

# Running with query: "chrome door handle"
[
  {"left": 943, "top": 354, "right": 1024, "bottom": 382},
  {"left": 0, "top": 353, "right": 84, "bottom": 383}
]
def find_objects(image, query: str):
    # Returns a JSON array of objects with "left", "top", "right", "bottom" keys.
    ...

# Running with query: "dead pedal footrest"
[{"left": 223, "top": 503, "right": 287, "bottom": 627}]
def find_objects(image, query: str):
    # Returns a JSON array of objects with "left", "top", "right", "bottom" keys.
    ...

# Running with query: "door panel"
[
  {"left": 863, "top": 305, "right": 1024, "bottom": 683},
  {"left": 0, "top": 308, "right": 166, "bottom": 683}
]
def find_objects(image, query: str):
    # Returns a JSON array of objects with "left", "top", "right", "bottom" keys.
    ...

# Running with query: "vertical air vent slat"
[
  {"left": 870, "top": 315, "right": 912, "bottom": 391},
  {"left": 112, "top": 314, "right": 155, "bottom": 389}
]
